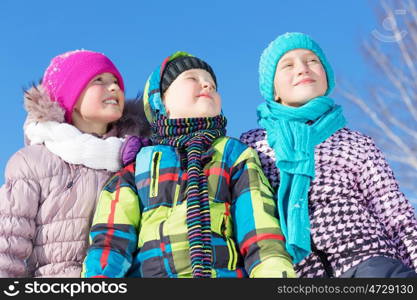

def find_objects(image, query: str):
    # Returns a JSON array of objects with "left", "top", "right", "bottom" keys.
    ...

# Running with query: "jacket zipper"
[{"left": 150, "top": 151, "right": 161, "bottom": 198}]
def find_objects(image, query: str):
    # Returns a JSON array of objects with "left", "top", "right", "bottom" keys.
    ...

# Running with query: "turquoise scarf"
[{"left": 257, "top": 96, "right": 346, "bottom": 263}]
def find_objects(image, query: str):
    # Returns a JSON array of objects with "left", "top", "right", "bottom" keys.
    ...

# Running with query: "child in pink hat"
[
  {"left": 0, "top": 50, "right": 149, "bottom": 277},
  {"left": 42, "top": 49, "right": 125, "bottom": 125}
]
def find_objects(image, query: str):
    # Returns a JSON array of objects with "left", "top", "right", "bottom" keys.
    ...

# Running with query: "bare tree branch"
[
  {"left": 340, "top": 0, "right": 417, "bottom": 196},
  {"left": 339, "top": 89, "right": 417, "bottom": 168},
  {"left": 374, "top": 92, "right": 417, "bottom": 140}
]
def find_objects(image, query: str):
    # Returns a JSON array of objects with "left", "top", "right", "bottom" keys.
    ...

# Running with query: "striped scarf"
[{"left": 151, "top": 114, "right": 227, "bottom": 278}]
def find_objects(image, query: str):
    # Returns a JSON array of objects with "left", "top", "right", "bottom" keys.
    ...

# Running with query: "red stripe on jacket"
[
  {"left": 240, "top": 233, "right": 285, "bottom": 256},
  {"left": 204, "top": 167, "right": 230, "bottom": 185},
  {"left": 100, "top": 165, "right": 134, "bottom": 269}
]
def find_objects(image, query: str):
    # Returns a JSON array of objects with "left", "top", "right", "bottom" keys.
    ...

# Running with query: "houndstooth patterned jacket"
[{"left": 240, "top": 127, "right": 417, "bottom": 277}]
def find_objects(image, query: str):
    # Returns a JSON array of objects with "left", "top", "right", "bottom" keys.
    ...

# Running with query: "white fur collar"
[{"left": 25, "top": 121, "right": 124, "bottom": 172}]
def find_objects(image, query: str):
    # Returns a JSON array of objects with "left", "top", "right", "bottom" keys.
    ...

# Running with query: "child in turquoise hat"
[{"left": 241, "top": 32, "right": 417, "bottom": 278}]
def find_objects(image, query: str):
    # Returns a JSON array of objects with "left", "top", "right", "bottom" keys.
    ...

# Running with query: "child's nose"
[
  {"left": 108, "top": 82, "right": 120, "bottom": 92},
  {"left": 202, "top": 80, "right": 214, "bottom": 90},
  {"left": 296, "top": 62, "right": 310, "bottom": 75}
]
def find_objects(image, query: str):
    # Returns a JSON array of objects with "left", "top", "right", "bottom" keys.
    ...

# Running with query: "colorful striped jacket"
[{"left": 82, "top": 136, "right": 296, "bottom": 278}]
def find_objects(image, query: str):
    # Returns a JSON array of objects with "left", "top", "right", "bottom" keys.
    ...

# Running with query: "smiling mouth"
[
  {"left": 103, "top": 98, "right": 119, "bottom": 105},
  {"left": 197, "top": 94, "right": 213, "bottom": 99},
  {"left": 295, "top": 79, "right": 315, "bottom": 86}
]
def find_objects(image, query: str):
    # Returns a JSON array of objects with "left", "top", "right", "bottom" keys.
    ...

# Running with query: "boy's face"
[
  {"left": 162, "top": 69, "right": 221, "bottom": 119},
  {"left": 273, "top": 49, "right": 328, "bottom": 107},
  {"left": 73, "top": 72, "right": 125, "bottom": 125}
]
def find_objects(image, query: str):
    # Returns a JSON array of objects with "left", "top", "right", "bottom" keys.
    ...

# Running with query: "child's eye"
[
  {"left": 282, "top": 64, "right": 293, "bottom": 69},
  {"left": 94, "top": 77, "right": 103, "bottom": 83},
  {"left": 113, "top": 79, "right": 119, "bottom": 84},
  {"left": 308, "top": 59, "right": 318, "bottom": 63}
]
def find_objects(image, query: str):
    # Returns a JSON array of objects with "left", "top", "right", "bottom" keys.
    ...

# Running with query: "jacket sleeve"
[
  {"left": 0, "top": 151, "right": 40, "bottom": 277},
  {"left": 230, "top": 146, "right": 296, "bottom": 278},
  {"left": 359, "top": 137, "right": 417, "bottom": 271},
  {"left": 82, "top": 163, "right": 140, "bottom": 278}
]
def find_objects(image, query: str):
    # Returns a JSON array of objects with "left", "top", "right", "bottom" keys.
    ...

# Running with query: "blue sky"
[{"left": 2, "top": 0, "right": 414, "bottom": 209}]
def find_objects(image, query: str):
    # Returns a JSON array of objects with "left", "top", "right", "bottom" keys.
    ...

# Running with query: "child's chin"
[
  {"left": 102, "top": 113, "right": 122, "bottom": 123},
  {"left": 193, "top": 109, "right": 221, "bottom": 118},
  {"left": 188, "top": 113, "right": 218, "bottom": 118}
]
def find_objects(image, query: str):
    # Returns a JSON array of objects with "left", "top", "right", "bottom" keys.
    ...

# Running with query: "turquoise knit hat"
[{"left": 259, "top": 32, "right": 335, "bottom": 102}]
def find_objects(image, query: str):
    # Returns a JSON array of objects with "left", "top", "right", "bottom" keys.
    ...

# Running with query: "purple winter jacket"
[
  {"left": 0, "top": 86, "right": 149, "bottom": 277},
  {"left": 240, "top": 127, "right": 417, "bottom": 277}
]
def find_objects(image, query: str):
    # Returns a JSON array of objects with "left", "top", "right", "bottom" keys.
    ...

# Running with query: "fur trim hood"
[{"left": 23, "top": 84, "right": 150, "bottom": 143}]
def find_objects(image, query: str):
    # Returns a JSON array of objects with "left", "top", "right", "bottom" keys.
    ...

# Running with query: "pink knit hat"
[{"left": 42, "top": 49, "right": 125, "bottom": 123}]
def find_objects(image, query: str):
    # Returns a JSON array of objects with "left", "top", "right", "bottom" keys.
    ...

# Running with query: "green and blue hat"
[{"left": 143, "top": 51, "right": 217, "bottom": 124}]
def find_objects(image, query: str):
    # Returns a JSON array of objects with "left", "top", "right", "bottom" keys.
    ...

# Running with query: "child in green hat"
[{"left": 82, "top": 51, "right": 296, "bottom": 278}]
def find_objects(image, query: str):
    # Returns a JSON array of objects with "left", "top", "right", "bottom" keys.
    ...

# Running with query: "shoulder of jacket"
[
  {"left": 5, "top": 144, "right": 66, "bottom": 181},
  {"left": 239, "top": 128, "right": 266, "bottom": 140},
  {"left": 212, "top": 136, "right": 259, "bottom": 167},
  {"left": 328, "top": 128, "right": 375, "bottom": 148}
]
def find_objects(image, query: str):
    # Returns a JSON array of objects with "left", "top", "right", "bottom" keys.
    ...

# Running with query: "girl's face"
[
  {"left": 274, "top": 49, "right": 328, "bottom": 107},
  {"left": 72, "top": 72, "right": 124, "bottom": 129},
  {"left": 162, "top": 69, "right": 221, "bottom": 119}
]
